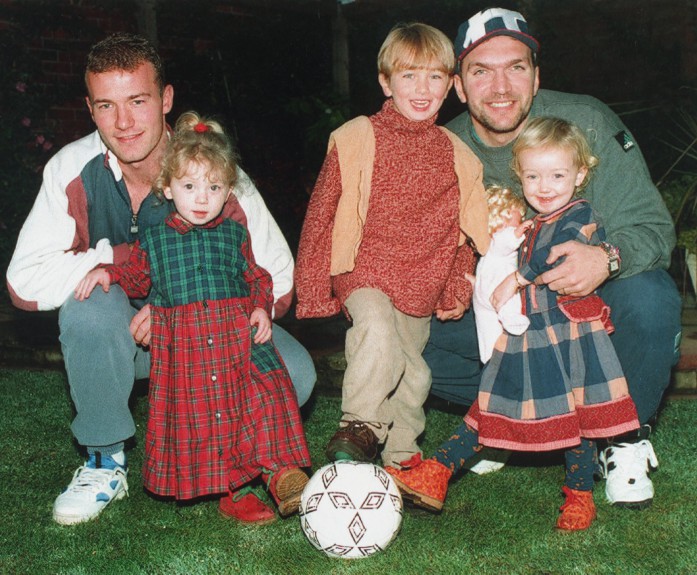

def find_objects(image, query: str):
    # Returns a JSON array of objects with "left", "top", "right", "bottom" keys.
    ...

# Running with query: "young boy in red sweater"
[{"left": 294, "top": 22, "right": 489, "bottom": 469}]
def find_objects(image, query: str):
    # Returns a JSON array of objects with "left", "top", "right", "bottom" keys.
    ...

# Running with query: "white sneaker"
[
  {"left": 467, "top": 449, "right": 510, "bottom": 475},
  {"left": 598, "top": 440, "right": 658, "bottom": 509},
  {"left": 53, "top": 452, "right": 128, "bottom": 525}
]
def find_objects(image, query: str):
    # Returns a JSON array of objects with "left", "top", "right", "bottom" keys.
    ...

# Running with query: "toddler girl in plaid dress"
[
  {"left": 387, "top": 117, "right": 639, "bottom": 531},
  {"left": 75, "top": 111, "right": 310, "bottom": 524}
]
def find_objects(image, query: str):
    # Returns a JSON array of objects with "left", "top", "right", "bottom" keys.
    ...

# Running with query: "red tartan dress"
[{"left": 105, "top": 213, "right": 310, "bottom": 500}]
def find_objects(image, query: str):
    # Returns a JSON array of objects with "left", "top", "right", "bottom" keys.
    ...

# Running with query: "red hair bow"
[{"left": 194, "top": 122, "right": 208, "bottom": 133}]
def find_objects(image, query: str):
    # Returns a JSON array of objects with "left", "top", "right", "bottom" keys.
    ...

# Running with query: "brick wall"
[
  {"left": 2, "top": 0, "right": 695, "bottom": 168},
  {"left": 0, "top": 0, "right": 140, "bottom": 146},
  {"left": 0, "top": 0, "right": 328, "bottom": 251},
  {"left": 0, "top": 0, "right": 311, "bottom": 147}
]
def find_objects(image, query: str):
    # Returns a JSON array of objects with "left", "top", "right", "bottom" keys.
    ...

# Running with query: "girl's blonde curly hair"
[
  {"left": 511, "top": 116, "right": 599, "bottom": 194},
  {"left": 155, "top": 111, "right": 239, "bottom": 198}
]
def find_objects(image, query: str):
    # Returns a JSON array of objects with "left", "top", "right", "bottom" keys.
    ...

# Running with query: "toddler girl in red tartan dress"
[{"left": 75, "top": 111, "right": 310, "bottom": 524}]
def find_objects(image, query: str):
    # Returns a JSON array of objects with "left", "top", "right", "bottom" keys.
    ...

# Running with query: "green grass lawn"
[{"left": 1, "top": 368, "right": 695, "bottom": 575}]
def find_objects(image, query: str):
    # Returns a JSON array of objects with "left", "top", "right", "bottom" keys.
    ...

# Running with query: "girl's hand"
[
  {"left": 490, "top": 272, "right": 521, "bottom": 312},
  {"left": 130, "top": 304, "right": 152, "bottom": 348},
  {"left": 74, "top": 268, "right": 111, "bottom": 301},
  {"left": 250, "top": 307, "right": 272, "bottom": 344}
]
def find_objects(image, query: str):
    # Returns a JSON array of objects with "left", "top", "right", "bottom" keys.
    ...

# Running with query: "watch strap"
[{"left": 599, "top": 241, "right": 621, "bottom": 278}]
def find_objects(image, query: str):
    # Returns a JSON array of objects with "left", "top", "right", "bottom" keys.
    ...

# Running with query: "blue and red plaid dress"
[
  {"left": 106, "top": 213, "right": 310, "bottom": 500},
  {"left": 465, "top": 200, "right": 639, "bottom": 451}
]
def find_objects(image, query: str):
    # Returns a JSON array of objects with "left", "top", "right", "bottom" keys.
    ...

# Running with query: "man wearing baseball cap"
[{"left": 423, "top": 7, "right": 680, "bottom": 509}]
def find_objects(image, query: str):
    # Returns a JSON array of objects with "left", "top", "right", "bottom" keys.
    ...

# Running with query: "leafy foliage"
[
  {"left": 0, "top": 28, "right": 57, "bottom": 277},
  {"left": 656, "top": 103, "right": 697, "bottom": 252}
]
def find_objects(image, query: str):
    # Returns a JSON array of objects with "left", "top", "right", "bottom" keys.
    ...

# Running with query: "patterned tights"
[{"left": 433, "top": 421, "right": 596, "bottom": 491}]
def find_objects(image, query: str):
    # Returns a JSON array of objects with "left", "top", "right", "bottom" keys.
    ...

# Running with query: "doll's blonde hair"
[
  {"left": 155, "top": 111, "right": 239, "bottom": 197},
  {"left": 486, "top": 185, "right": 527, "bottom": 235},
  {"left": 512, "top": 117, "right": 598, "bottom": 193}
]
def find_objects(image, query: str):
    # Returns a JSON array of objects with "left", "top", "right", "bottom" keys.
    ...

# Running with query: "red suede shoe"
[
  {"left": 386, "top": 458, "right": 452, "bottom": 512},
  {"left": 219, "top": 489, "right": 276, "bottom": 525},
  {"left": 556, "top": 486, "right": 597, "bottom": 531},
  {"left": 264, "top": 466, "right": 309, "bottom": 517},
  {"left": 383, "top": 452, "right": 423, "bottom": 476},
  {"left": 386, "top": 453, "right": 423, "bottom": 470}
]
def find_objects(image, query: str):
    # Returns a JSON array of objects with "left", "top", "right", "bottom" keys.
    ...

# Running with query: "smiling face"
[
  {"left": 455, "top": 36, "right": 539, "bottom": 147},
  {"left": 517, "top": 145, "right": 588, "bottom": 215},
  {"left": 85, "top": 62, "right": 173, "bottom": 166},
  {"left": 379, "top": 62, "right": 453, "bottom": 122},
  {"left": 163, "top": 160, "right": 232, "bottom": 226}
]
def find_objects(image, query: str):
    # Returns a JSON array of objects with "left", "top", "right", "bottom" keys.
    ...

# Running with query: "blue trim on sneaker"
[{"left": 87, "top": 452, "right": 126, "bottom": 471}]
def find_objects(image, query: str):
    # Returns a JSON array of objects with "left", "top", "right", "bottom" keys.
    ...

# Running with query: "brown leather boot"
[
  {"left": 386, "top": 457, "right": 452, "bottom": 512},
  {"left": 556, "top": 486, "right": 597, "bottom": 531},
  {"left": 325, "top": 420, "right": 380, "bottom": 462}
]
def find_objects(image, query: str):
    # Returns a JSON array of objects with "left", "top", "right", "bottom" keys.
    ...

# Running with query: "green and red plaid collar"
[{"left": 165, "top": 212, "right": 225, "bottom": 235}]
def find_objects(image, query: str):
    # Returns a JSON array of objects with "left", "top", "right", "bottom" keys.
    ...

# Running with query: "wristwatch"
[{"left": 599, "top": 242, "right": 621, "bottom": 278}]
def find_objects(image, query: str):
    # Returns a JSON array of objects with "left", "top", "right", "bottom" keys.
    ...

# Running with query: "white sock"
[{"left": 110, "top": 451, "right": 126, "bottom": 467}]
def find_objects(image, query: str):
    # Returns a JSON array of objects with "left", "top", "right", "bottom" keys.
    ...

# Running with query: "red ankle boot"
[
  {"left": 386, "top": 458, "right": 452, "bottom": 512},
  {"left": 384, "top": 452, "right": 423, "bottom": 472},
  {"left": 219, "top": 488, "right": 276, "bottom": 525},
  {"left": 556, "top": 486, "right": 596, "bottom": 531},
  {"left": 264, "top": 466, "right": 309, "bottom": 517}
]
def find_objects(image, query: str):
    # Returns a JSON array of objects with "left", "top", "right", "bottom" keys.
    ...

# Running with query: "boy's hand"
[
  {"left": 74, "top": 268, "right": 110, "bottom": 301},
  {"left": 436, "top": 299, "right": 466, "bottom": 321},
  {"left": 250, "top": 307, "right": 272, "bottom": 344}
]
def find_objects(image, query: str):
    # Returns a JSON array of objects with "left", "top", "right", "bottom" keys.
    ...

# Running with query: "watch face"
[{"left": 609, "top": 260, "right": 620, "bottom": 272}]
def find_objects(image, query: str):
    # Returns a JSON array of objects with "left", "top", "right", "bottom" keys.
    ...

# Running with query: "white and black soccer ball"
[{"left": 299, "top": 461, "right": 403, "bottom": 559}]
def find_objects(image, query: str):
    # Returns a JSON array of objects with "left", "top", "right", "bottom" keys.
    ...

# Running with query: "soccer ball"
[{"left": 299, "top": 461, "right": 403, "bottom": 559}]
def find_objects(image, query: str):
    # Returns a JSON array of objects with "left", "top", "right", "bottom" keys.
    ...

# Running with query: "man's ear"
[
  {"left": 453, "top": 73, "right": 467, "bottom": 104},
  {"left": 85, "top": 96, "right": 95, "bottom": 121},
  {"left": 162, "top": 84, "right": 174, "bottom": 115}
]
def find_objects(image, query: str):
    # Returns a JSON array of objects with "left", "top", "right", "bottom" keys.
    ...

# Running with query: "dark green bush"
[{"left": 0, "top": 28, "right": 57, "bottom": 287}]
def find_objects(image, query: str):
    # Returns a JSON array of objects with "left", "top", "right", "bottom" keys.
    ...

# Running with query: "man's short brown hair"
[{"left": 86, "top": 32, "right": 165, "bottom": 93}]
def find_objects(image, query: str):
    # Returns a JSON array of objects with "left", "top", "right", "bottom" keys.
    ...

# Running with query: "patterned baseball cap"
[{"left": 455, "top": 8, "right": 540, "bottom": 61}]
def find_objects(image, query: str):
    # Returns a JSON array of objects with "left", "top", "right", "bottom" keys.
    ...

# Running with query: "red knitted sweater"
[{"left": 295, "top": 100, "right": 477, "bottom": 319}]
